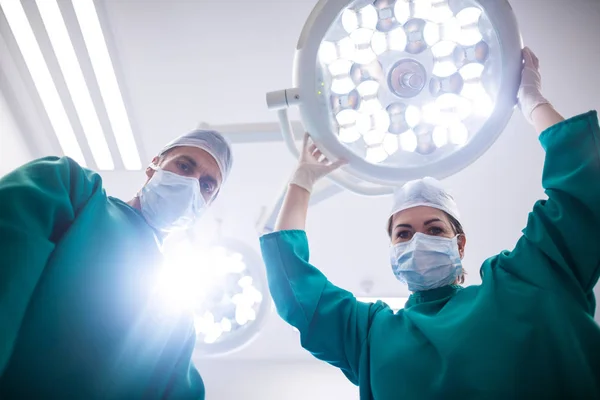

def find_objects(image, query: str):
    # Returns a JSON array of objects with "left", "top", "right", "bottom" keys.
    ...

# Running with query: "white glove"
[
  {"left": 518, "top": 47, "right": 550, "bottom": 125},
  {"left": 290, "top": 133, "right": 346, "bottom": 193}
]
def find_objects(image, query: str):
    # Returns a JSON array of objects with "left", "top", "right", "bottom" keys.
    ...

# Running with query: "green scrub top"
[
  {"left": 260, "top": 111, "right": 600, "bottom": 399},
  {"left": 0, "top": 157, "right": 204, "bottom": 399}
]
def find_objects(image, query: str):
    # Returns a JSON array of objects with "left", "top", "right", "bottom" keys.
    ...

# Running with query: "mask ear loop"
[{"left": 136, "top": 163, "right": 161, "bottom": 199}]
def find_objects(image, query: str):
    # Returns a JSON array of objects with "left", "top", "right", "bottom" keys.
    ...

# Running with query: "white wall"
[
  {"left": 0, "top": 89, "right": 31, "bottom": 176},
  {"left": 195, "top": 359, "right": 359, "bottom": 400}
]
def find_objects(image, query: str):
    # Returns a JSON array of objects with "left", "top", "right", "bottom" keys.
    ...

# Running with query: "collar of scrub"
[
  {"left": 111, "top": 196, "right": 166, "bottom": 247},
  {"left": 405, "top": 284, "right": 463, "bottom": 308}
]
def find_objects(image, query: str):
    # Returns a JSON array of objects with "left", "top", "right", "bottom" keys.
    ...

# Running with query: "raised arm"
[
  {"left": 518, "top": 48, "right": 565, "bottom": 134},
  {"left": 260, "top": 135, "right": 384, "bottom": 384},
  {"left": 0, "top": 156, "right": 101, "bottom": 374},
  {"left": 496, "top": 49, "right": 600, "bottom": 313}
]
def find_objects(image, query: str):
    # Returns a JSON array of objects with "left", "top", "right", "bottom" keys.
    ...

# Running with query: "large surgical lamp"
[
  {"left": 266, "top": 0, "right": 522, "bottom": 195},
  {"left": 156, "top": 238, "right": 271, "bottom": 356}
]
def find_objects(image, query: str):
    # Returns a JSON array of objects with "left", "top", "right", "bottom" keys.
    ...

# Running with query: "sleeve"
[
  {"left": 162, "top": 329, "right": 205, "bottom": 400},
  {"left": 496, "top": 111, "right": 600, "bottom": 315},
  {"left": 259, "top": 230, "right": 385, "bottom": 384},
  {"left": 0, "top": 156, "right": 101, "bottom": 373}
]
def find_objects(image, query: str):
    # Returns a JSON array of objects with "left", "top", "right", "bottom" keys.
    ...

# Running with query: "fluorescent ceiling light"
[
  {"left": 357, "top": 297, "right": 409, "bottom": 311},
  {"left": 72, "top": 0, "right": 142, "bottom": 170},
  {"left": 1, "top": 0, "right": 86, "bottom": 167},
  {"left": 36, "top": 0, "right": 114, "bottom": 170}
]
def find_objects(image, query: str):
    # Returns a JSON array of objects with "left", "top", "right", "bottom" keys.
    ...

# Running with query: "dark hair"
[
  {"left": 446, "top": 213, "right": 466, "bottom": 284},
  {"left": 447, "top": 213, "right": 464, "bottom": 236}
]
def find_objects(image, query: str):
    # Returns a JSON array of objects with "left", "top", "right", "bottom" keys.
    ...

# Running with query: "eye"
[
  {"left": 396, "top": 230, "right": 413, "bottom": 241},
  {"left": 199, "top": 179, "right": 216, "bottom": 195},
  {"left": 177, "top": 161, "right": 192, "bottom": 173},
  {"left": 428, "top": 226, "right": 445, "bottom": 236}
]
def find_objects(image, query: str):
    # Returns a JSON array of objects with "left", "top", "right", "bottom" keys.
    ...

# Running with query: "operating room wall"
[
  {"left": 0, "top": 89, "right": 31, "bottom": 176},
  {"left": 195, "top": 359, "right": 358, "bottom": 400}
]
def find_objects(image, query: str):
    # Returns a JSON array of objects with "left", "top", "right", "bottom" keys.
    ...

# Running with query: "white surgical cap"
[
  {"left": 388, "top": 177, "right": 460, "bottom": 222},
  {"left": 159, "top": 129, "right": 233, "bottom": 182}
]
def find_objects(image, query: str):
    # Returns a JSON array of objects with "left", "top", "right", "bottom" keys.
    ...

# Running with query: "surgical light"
[
  {"left": 266, "top": 0, "right": 522, "bottom": 195},
  {"left": 155, "top": 238, "right": 270, "bottom": 356}
]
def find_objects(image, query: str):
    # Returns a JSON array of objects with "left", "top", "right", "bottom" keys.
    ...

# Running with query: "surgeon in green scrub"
[
  {"left": 0, "top": 129, "right": 232, "bottom": 398},
  {"left": 260, "top": 47, "right": 600, "bottom": 398}
]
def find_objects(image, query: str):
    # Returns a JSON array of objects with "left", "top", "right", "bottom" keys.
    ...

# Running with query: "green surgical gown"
[
  {"left": 0, "top": 157, "right": 204, "bottom": 399},
  {"left": 260, "top": 111, "right": 600, "bottom": 399}
]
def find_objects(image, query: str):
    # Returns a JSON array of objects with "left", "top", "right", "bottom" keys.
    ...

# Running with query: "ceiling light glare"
[
  {"left": 356, "top": 80, "right": 380, "bottom": 96},
  {"left": 338, "top": 37, "right": 357, "bottom": 60},
  {"left": 429, "top": 0, "right": 454, "bottom": 23},
  {"left": 388, "top": 27, "right": 408, "bottom": 51},
  {"left": 37, "top": 0, "right": 114, "bottom": 170},
  {"left": 359, "top": 4, "right": 379, "bottom": 29},
  {"left": 363, "top": 129, "right": 386, "bottom": 145},
  {"left": 405, "top": 105, "right": 421, "bottom": 128},
  {"left": 342, "top": 9, "right": 359, "bottom": 33},
  {"left": 399, "top": 130, "right": 418, "bottom": 152},
  {"left": 393, "top": 0, "right": 410, "bottom": 24},
  {"left": 157, "top": 239, "right": 270, "bottom": 356},
  {"left": 432, "top": 126, "right": 449, "bottom": 147},
  {"left": 456, "top": 7, "right": 484, "bottom": 46},
  {"left": 413, "top": 0, "right": 433, "bottom": 20},
  {"left": 431, "top": 40, "right": 456, "bottom": 58},
  {"left": 1, "top": 0, "right": 87, "bottom": 166},
  {"left": 336, "top": 109, "right": 359, "bottom": 125},
  {"left": 382, "top": 133, "right": 399, "bottom": 154},
  {"left": 357, "top": 297, "right": 409, "bottom": 311},
  {"left": 339, "top": 126, "right": 361, "bottom": 143},
  {"left": 319, "top": 41, "right": 338, "bottom": 64},
  {"left": 460, "top": 63, "right": 485, "bottom": 80},
  {"left": 73, "top": 0, "right": 141, "bottom": 170},
  {"left": 423, "top": 22, "right": 441, "bottom": 46},
  {"left": 366, "top": 145, "right": 389, "bottom": 163},
  {"left": 448, "top": 121, "right": 469, "bottom": 145}
]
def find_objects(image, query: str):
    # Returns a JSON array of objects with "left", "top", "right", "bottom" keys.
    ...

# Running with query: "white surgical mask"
[
  {"left": 139, "top": 167, "right": 206, "bottom": 233},
  {"left": 390, "top": 233, "right": 463, "bottom": 292}
]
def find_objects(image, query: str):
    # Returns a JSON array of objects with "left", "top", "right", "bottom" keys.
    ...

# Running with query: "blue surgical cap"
[{"left": 159, "top": 129, "right": 233, "bottom": 182}]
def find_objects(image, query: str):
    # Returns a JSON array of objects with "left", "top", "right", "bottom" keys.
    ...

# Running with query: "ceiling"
[{"left": 1, "top": 0, "right": 600, "bottom": 398}]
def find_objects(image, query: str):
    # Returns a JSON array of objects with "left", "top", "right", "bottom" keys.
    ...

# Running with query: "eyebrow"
[
  {"left": 176, "top": 154, "right": 221, "bottom": 188},
  {"left": 393, "top": 218, "right": 443, "bottom": 231},
  {"left": 177, "top": 155, "right": 197, "bottom": 167}
]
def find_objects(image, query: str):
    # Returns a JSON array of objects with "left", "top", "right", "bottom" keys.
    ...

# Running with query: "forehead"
[
  {"left": 391, "top": 206, "right": 449, "bottom": 226},
  {"left": 166, "top": 146, "right": 222, "bottom": 182}
]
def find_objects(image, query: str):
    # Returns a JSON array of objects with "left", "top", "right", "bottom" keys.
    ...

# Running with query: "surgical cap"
[
  {"left": 388, "top": 177, "right": 460, "bottom": 222},
  {"left": 158, "top": 129, "right": 233, "bottom": 182}
]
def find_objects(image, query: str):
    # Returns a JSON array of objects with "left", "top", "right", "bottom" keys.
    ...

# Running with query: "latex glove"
[
  {"left": 290, "top": 133, "right": 346, "bottom": 193},
  {"left": 518, "top": 47, "right": 550, "bottom": 124}
]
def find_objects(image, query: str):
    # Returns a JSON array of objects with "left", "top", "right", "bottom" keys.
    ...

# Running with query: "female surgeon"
[{"left": 260, "top": 47, "right": 600, "bottom": 399}]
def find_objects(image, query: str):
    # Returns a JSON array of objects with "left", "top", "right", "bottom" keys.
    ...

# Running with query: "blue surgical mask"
[
  {"left": 390, "top": 233, "right": 463, "bottom": 292},
  {"left": 139, "top": 167, "right": 206, "bottom": 233}
]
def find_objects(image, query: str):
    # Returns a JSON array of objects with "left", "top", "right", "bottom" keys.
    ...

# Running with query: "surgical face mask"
[
  {"left": 139, "top": 167, "right": 206, "bottom": 233},
  {"left": 390, "top": 233, "right": 463, "bottom": 292}
]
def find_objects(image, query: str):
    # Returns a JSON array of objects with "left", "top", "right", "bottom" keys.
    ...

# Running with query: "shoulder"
[
  {"left": 6, "top": 156, "right": 105, "bottom": 204},
  {"left": 26, "top": 156, "right": 102, "bottom": 186}
]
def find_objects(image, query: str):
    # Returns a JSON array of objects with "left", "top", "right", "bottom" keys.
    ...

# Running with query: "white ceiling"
[{"left": 1, "top": 0, "right": 600, "bottom": 398}]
